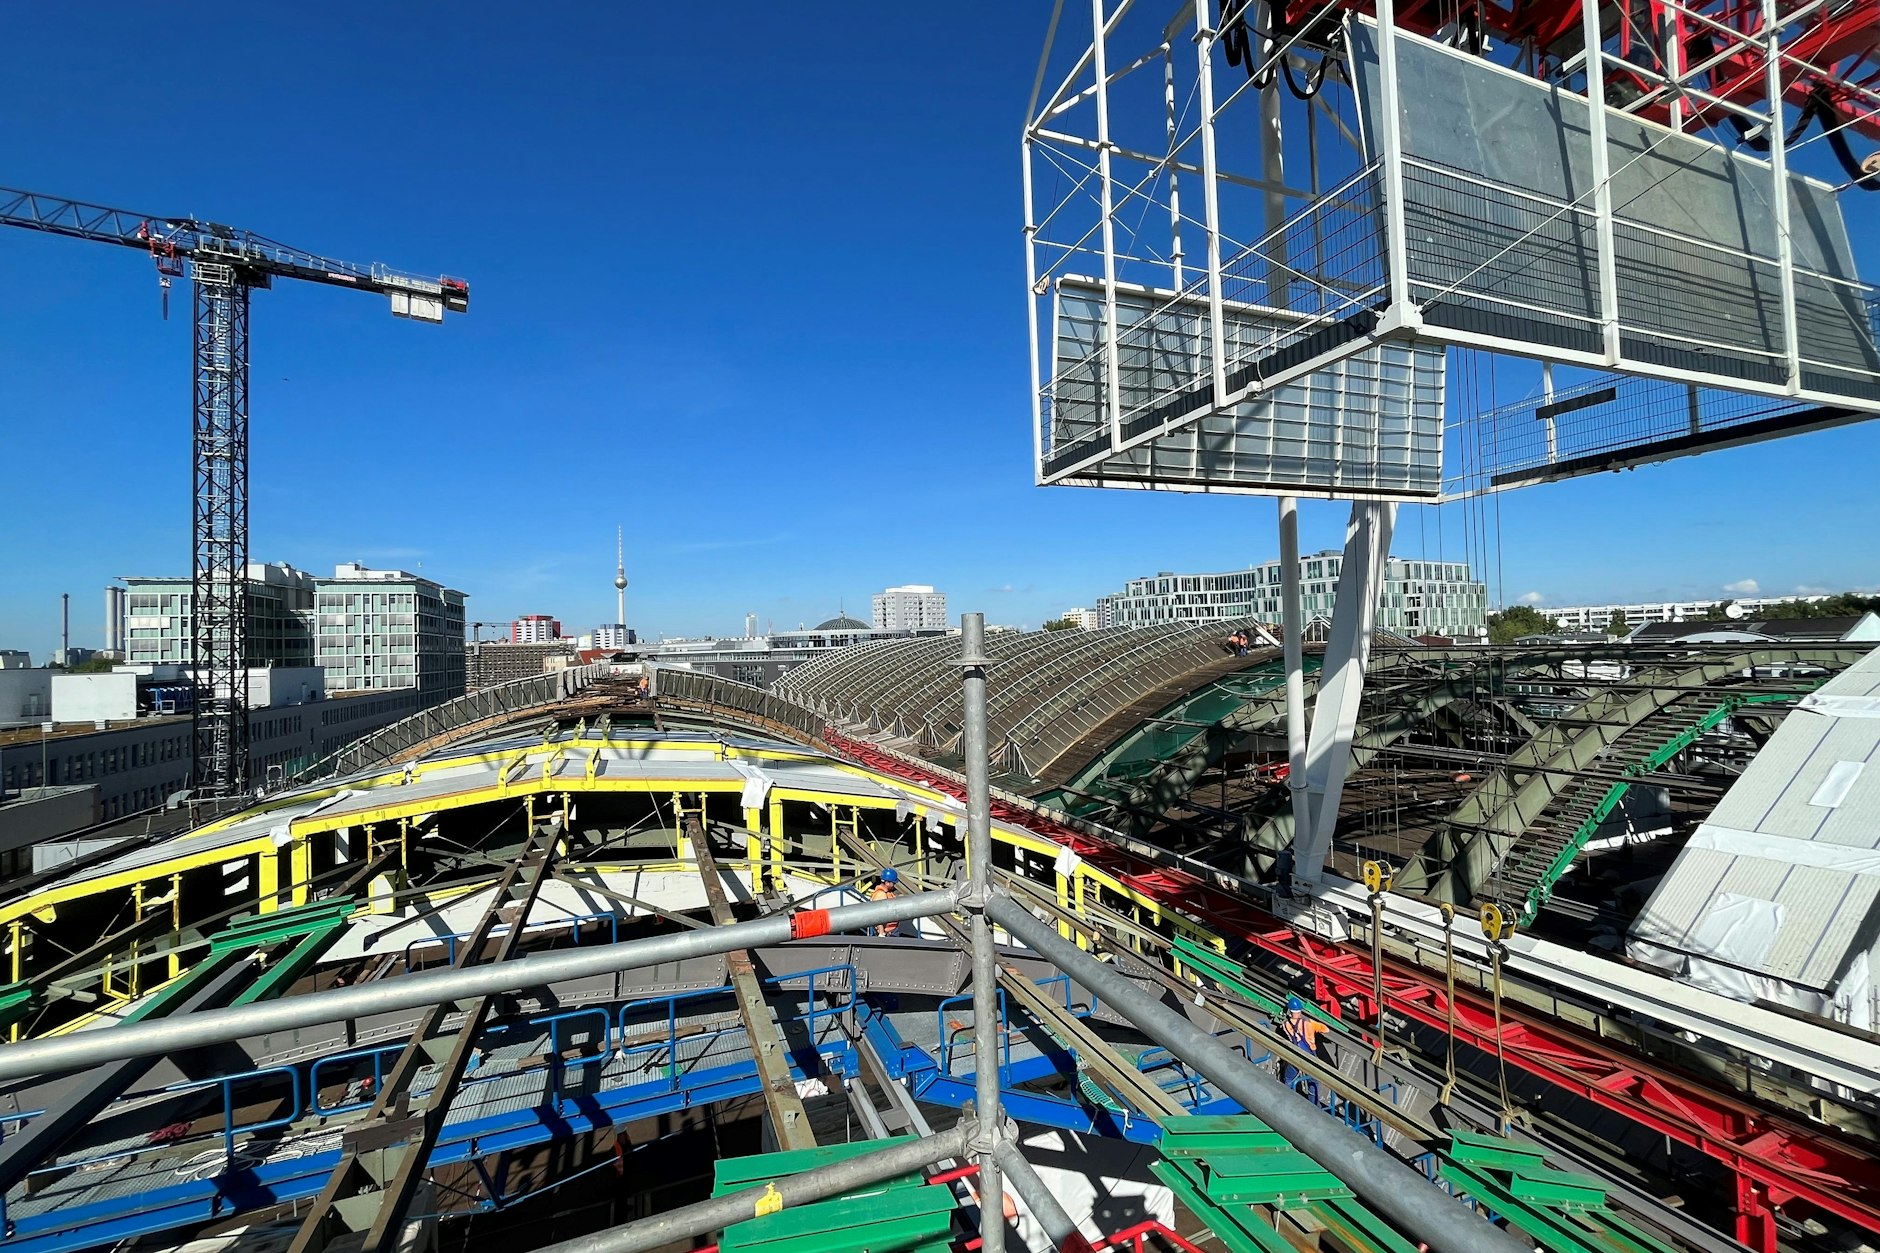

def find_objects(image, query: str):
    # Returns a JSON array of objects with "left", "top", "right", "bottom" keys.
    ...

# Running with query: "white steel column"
[
  {"left": 1372, "top": 0, "right": 1418, "bottom": 327},
  {"left": 1024, "top": 119, "right": 1046, "bottom": 481},
  {"left": 1092, "top": 0, "right": 1125, "bottom": 446},
  {"left": 1580, "top": 0, "right": 1623, "bottom": 364},
  {"left": 1261, "top": 3, "right": 1290, "bottom": 306},
  {"left": 1666, "top": 7, "right": 1687, "bottom": 132},
  {"left": 1194, "top": 0, "right": 1230, "bottom": 401},
  {"left": 1293, "top": 500, "right": 1396, "bottom": 890},
  {"left": 1165, "top": 43, "right": 1185, "bottom": 289},
  {"left": 1763, "top": 0, "right": 1801, "bottom": 390},
  {"left": 1278, "top": 497, "right": 1311, "bottom": 847}
]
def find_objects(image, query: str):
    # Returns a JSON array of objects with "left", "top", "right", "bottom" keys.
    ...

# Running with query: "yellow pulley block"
[
  {"left": 1479, "top": 902, "right": 1514, "bottom": 943},
  {"left": 1361, "top": 860, "right": 1393, "bottom": 895}
]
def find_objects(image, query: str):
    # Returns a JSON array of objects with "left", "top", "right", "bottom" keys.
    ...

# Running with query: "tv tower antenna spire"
[{"left": 614, "top": 525, "right": 627, "bottom": 634}]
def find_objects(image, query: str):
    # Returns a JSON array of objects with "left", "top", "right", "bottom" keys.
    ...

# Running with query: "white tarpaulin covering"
[{"left": 1628, "top": 650, "right": 1880, "bottom": 1025}]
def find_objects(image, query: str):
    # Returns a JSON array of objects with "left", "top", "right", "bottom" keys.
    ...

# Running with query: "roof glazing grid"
[
  {"left": 777, "top": 637, "right": 929, "bottom": 707},
  {"left": 866, "top": 627, "right": 1214, "bottom": 751},
  {"left": 984, "top": 626, "right": 1226, "bottom": 744},
  {"left": 1001, "top": 629, "right": 1241, "bottom": 773}
]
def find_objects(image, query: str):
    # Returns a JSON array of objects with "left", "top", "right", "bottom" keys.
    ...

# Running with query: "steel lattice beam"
[
  {"left": 289, "top": 822, "right": 560, "bottom": 1253},
  {"left": 685, "top": 816, "right": 818, "bottom": 1150},
  {"left": 191, "top": 271, "right": 251, "bottom": 797}
]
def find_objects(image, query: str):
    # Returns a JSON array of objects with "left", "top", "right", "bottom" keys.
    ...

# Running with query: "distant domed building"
[{"left": 815, "top": 614, "right": 871, "bottom": 632}]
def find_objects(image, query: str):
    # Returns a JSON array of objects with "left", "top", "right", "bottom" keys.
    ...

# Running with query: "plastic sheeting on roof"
[{"left": 1628, "top": 648, "right": 1880, "bottom": 1032}]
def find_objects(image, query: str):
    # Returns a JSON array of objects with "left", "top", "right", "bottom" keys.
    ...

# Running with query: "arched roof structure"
[{"left": 773, "top": 623, "right": 1275, "bottom": 779}]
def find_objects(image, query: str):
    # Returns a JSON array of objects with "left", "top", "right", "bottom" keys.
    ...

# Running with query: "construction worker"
[
  {"left": 1278, "top": 995, "right": 1330, "bottom": 1103},
  {"left": 870, "top": 868, "right": 915, "bottom": 937}
]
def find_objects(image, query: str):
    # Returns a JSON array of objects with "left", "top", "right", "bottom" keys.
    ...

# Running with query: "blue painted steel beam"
[{"left": 3, "top": 1047, "right": 857, "bottom": 1253}]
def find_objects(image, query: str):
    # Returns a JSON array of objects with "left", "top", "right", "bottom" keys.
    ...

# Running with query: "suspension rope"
[
  {"left": 1481, "top": 903, "right": 1517, "bottom": 1131},
  {"left": 1438, "top": 903, "right": 1459, "bottom": 1106}
]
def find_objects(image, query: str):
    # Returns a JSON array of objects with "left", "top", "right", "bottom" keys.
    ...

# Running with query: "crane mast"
[{"left": 0, "top": 187, "right": 469, "bottom": 798}]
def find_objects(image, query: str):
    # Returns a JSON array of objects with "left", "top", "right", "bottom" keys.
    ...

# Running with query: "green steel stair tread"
[
  {"left": 712, "top": 1135, "right": 921, "bottom": 1193},
  {"left": 1439, "top": 1163, "right": 1666, "bottom": 1253},
  {"left": 1163, "top": 1152, "right": 1351, "bottom": 1206},
  {"left": 1149, "top": 1160, "right": 1295, "bottom": 1253},
  {"left": 1200, "top": 1150, "right": 1340, "bottom": 1181},
  {"left": 1444, "top": 1130, "right": 1547, "bottom": 1171},
  {"left": 1308, "top": 1198, "right": 1423, "bottom": 1253},
  {"left": 718, "top": 1183, "right": 955, "bottom": 1253},
  {"left": 1202, "top": 1172, "right": 1353, "bottom": 1206},
  {"left": 0, "top": 983, "right": 36, "bottom": 1024},
  {"left": 1157, "top": 1117, "right": 1291, "bottom": 1156},
  {"left": 1502, "top": 1166, "right": 1609, "bottom": 1211}
]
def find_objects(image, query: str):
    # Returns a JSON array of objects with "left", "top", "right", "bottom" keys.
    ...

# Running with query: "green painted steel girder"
[{"left": 1398, "top": 648, "right": 1852, "bottom": 906}]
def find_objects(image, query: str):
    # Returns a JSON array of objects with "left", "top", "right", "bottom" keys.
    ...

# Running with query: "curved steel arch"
[
  {"left": 917, "top": 627, "right": 1183, "bottom": 753},
  {"left": 775, "top": 637, "right": 928, "bottom": 711},
  {"left": 866, "top": 629, "right": 1066, "bottom": 736},
  {"left": 999, "top": 625, "right": 1242, "bottom": 776},
  {"left": 818, "top": 634, "right": 967, "bottom": 724},
  {"left": 988, "top": 624, "right": 1233, "bottom": 771}
]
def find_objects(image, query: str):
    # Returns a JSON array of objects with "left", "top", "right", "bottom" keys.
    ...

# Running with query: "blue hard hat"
[
  {"left": 1285, "top": 996, "right": 1306, "bottom": 1013},
  {"left": 881, "top": 868, "right": 900, "bottom": 884}
]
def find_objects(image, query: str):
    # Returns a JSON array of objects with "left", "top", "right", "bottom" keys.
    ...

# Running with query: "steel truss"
[
  {"left": 191, "top": 269, "right": 252, "bottom": 797},
  {"left": 289, "top": 823, "right": 560, "bottom": 1252}
]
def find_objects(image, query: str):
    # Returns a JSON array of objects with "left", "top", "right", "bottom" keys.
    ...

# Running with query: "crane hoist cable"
[
  {"left": 1480, "top": 904, "right": 1518, "bottom": 1131},
  {"left": 1438, "top": 903, "right": 1460, "bottom": 1107}
]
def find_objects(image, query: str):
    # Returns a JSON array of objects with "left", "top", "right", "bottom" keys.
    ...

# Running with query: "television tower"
[{"left": 614, "top": 526, "right": 628, "bottom": 633}]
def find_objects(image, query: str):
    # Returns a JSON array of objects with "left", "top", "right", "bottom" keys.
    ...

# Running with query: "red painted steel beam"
[{"left": 826, "top": 731, "right": 1880, "bottom": 1236}]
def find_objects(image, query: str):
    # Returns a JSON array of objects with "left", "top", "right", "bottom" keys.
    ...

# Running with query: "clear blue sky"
[{"left": 1, "top": 4, "right": 1874, "bottom": 657}]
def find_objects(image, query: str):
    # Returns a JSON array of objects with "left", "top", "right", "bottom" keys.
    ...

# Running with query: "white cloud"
[
  {"left": 1723, "top": 578, "right": 1760, "bottom": 595},
  {"left": 1516, "top": 591, "right": 1545, "bottom": 606},
  {"left": 1793, "top": 584, "right": 1831, "bottom": 597}
]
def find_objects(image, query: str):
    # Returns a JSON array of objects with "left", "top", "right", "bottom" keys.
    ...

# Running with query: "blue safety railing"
[
  {"left": 936, "top": 989, "right": 1013, "bottom": 1081},
  {"left": 1412, "top": 1151, "right": 1502, "bottom": 1223},
  {"left": 2, "top": 965, "right": 858, "bottom": 1204},
  {"left": 311, "top": 1043, "right": 406, "bottom": 1117},
  {"left": 936, "top": 974, "right": 1099, "bottom": 1081},
  {"left": 1136, "top": 1030, "right": 1262, "bottom": 1110},
  {"left": 538, "top": 964, "right": 858, "bottom": 1100}
]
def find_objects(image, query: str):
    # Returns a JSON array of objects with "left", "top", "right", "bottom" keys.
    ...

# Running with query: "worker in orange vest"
[
  {"left": 1279, "top": 995, "right": 1330, "bottom": 1103},
  {"left": 871, "top": 867, "right": 909, "bottom": 937}
]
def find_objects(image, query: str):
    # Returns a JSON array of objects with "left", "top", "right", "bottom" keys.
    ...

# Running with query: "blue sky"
[{"left": 1, "top": 4, "right": 1874, "bottom": 657}]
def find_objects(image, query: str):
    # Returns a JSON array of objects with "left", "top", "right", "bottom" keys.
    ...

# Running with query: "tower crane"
[{"left": 0, "top": 186, "right": 469, "bottom": 797}]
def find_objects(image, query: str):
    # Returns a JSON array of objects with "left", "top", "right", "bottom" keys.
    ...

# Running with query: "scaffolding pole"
[
  {"left": 532, "top": 1121, "right": 978, "bottom": 1253},
  {"left": 0, "top": 889, "right": 958, "bottom": 1082},
  {"left": 958, "top": 611, "right": 1009, "bottom": 1253}
]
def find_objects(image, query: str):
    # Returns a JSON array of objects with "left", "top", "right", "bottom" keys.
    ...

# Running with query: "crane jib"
[{"left": 0, "top": 182, "right": 468, "bottom": 795}]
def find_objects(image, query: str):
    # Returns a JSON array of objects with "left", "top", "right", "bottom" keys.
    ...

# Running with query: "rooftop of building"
[{"left": 1629, "top": 613, "right": 1880, "bottom": 644}]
